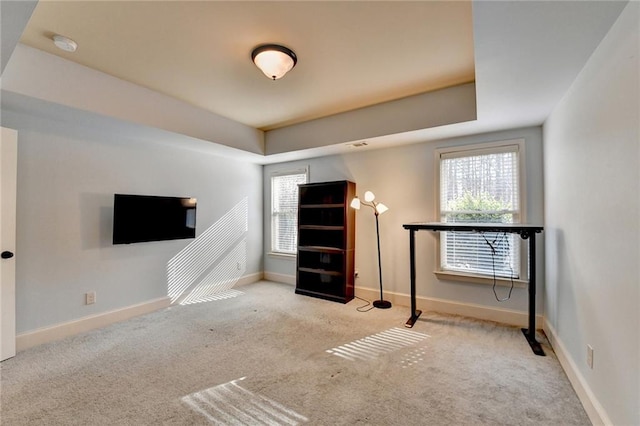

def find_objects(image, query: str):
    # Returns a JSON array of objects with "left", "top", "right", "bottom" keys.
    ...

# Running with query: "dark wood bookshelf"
[{"left": 295, "top": 181, "right": 355, "bottom": 303}]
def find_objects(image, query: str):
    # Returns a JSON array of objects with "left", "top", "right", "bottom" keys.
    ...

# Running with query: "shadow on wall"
[
  {"left": 544, "top": 227, "right": 570, "bottom": 328},
  {"left": 167, "top": 197, "right": 248, "bottom": 305},
  {"left": 80, "top": 192, "right": 116, "bottom": 250}
]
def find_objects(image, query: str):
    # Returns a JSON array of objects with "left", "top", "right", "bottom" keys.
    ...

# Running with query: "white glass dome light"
[{"left": 251, "top": 44, "right": 297, "bottom": 80}]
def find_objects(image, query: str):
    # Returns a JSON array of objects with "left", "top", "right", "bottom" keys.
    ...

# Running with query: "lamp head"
[
  {"left": 364, "top": 191, "right": 375, "bottom": 202},
  {"left": 350, "top": 197, "right": 361, "bottom": 210},
  {"left": 375, "top": 203, "right": 389, "bottom": 215}
]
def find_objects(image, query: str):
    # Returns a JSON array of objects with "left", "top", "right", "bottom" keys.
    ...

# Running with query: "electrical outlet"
[
  {"left": 86, "top": 291, "right": 96, "bottom": 305},
  {"left": 587, "top": 345, "right": 594, "bottom": 369}
]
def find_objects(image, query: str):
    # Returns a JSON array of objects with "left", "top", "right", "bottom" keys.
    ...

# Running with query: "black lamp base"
[{"left": 373, "top": 300, "right": 392, "bottom": 309}]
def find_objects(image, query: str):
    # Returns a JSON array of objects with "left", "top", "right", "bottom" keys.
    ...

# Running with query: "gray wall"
[
  {"left": 2, "top": 108, "right": 263, "bottom": 334},
  {"left": 543, "top": 3, "right": 639, "bottom": 425},
  {"left": 264, "top": 126, "right": 544, "bottom": 315}
]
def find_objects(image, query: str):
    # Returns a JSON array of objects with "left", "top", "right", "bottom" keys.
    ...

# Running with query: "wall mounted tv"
[{"left": 112, "top": 194, "right": 197, "bottom": 244}]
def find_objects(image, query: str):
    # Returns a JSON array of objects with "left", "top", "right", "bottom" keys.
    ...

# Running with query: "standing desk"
[{"left": 401, "top": 222, "right": 545, "bottom": 356}]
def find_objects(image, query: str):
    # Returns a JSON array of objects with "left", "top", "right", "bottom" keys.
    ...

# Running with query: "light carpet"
[{"left": 0, "top": 280, "right": 590, "bottom": 425}]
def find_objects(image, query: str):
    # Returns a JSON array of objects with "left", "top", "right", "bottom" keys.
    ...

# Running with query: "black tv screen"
[{"left": 112, "top": 194, "right": 197, "bottom": 244}]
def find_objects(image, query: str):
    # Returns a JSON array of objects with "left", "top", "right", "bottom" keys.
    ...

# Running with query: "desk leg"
[
  {"left": 405, "top": 229, "right": 422, "bottom": 327},
  {"left": 521, "top": 233, "right": 545, "bottom": 356}
]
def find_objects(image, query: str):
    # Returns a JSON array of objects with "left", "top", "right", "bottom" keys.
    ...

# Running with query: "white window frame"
[
  {"left": 270, "top": 168, "right": 308, "bottom": 257},
  {"left": 434, "top": 139, "right": 529, "bottom": 286}
]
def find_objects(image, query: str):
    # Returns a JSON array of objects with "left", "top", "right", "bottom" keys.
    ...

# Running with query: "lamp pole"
[
  {"left": 373, "top": 210, "right": 391, "bottom": 309},
  {"left": 351, "top": 191, "right": 391, "bottom": 309}
]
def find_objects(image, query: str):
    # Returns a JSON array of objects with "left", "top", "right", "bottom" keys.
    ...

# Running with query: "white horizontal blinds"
[
  {"left": 442, "top": 231, "right": 518, "bottom": 277},
  {"left": 440, "top": 146, "right": 520, "bottom": 278},
  {"left": 272, "top": 172, "right": 307, "bottom": 254}
]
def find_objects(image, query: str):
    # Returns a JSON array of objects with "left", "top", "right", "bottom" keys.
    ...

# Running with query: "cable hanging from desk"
[{"left": 478, "top": 230, "right": 515, "bottom": 302}]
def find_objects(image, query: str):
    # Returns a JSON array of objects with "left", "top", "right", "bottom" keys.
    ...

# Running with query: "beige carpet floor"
[{"left": 0, "top": 280, "right": 590, "bottom": 425}]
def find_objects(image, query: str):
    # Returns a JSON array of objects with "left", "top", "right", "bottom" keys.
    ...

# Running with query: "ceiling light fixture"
[
  {"left": 52, "top": 34, "right": 78, "bottom": 53},
  {"left": 251, "top": 44, "right": 297, "bottom": 80}
]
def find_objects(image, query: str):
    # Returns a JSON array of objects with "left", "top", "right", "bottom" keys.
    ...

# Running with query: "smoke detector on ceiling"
[{"left": 52, "top": 35, "right": 78, "bottom": 53}]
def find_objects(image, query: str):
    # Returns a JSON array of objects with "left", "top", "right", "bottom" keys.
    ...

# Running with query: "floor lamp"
[{"left": 350, "top": 191, "right": 391, "bottom": 309}]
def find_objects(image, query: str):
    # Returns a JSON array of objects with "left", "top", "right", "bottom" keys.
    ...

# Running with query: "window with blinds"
[
  {"left": 438, "top": 142, "right": 523, "bottom": 278},
  {"left": 271, "top": 170, "right": 308, "bottom": 254}
]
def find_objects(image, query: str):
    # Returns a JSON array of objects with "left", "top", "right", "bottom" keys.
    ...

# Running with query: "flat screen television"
[{"left": 112, "top": 194, "right": 197, "bottom": 244}]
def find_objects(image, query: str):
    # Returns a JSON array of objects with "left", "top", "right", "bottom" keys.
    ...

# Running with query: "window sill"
[
  {"left": 267, "top": 252, "right": 296, "bottom": 260},
  {"left": 434, "top": 270, "right": 528, "bottom": 288}
]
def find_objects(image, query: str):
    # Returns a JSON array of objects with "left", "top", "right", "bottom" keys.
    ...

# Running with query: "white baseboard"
[
  {"left": 263, "top": 272, "right": 295, "bottom": 285},
  {"left": 544, "top": 320, "right": 611, "bottom": 426},
  {"left": 234, "top": 272, "right": 264, "bottom": 287},
  {"left": 16, "top": 296, "right": 171, "bottom": 352},
  {"left": 15, "top": 273, "right": 264, "bottom": 352},
  {"left": 355, "top": 286, "right": 544, "bottom": 328},
  {"left": 261, "top": 275, "right": 542, "bottom": 328}
]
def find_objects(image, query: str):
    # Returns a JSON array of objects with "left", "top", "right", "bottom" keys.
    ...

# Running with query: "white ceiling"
[
  {"left": 18, "top": 1, "right": 475, "bottom": 131},
  {"left": 0, "top": 1, "right": 629, "bottom": 164}
]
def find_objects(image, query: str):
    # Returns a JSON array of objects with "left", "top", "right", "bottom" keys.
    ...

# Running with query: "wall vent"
[{"left": 348, "top": 141, "right": 368, "bottom": 148}]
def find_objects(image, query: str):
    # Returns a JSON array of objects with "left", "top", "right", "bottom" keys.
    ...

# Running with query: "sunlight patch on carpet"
[
  {"left": 181, "top": 377, "right": 308, "bottom": 425},
  {"left": 326, "top": 327, "right": 430, "bottom": 362},
  {"left": 399, "top": 346, "right": 428, "bottom": 368}
]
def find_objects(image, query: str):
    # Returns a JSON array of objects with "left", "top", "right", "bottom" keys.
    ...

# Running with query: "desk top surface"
[{"left": 402, "top": 222, "right": 543, "bottom": 233}]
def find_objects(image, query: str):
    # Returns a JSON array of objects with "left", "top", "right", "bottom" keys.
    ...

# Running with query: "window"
[
  {"left": 271, "top": 170, "right": 308, "bottom": 255},
  {"left": 437, "top": 140, "right": 524, "bottom": 279}
]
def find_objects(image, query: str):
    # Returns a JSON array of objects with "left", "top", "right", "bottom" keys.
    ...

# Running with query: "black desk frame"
[{"left": 402, "top": 222, "right": 545, "bottom": 356}]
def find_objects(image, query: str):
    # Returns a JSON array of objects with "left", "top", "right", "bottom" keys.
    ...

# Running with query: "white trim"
[
  {"left": 434, "top": 270, "right": 528, "bottom": 287},
  {"left": 544, "top": 320, "right": 611, "bottom": 426},
  {"left": 435, "top": 138, "right": 524, "bottom": 157},
  {"left": 270, "top": 167, "right": 309, "bottom": 178},
  {"left": 354, "top": 286, "right": 543, "bottom": 328},
  {"left": 15, "top": 273, "right": 264, "bottom": 352},
  {"left": 233, "top": 272, "right": 264, "bottom": 287},
  {"left": 263, "top": 272, "right": 296, "bottom": 285},
  {"left": 270, "top": 249, "right": 298, "bottom": 256},
  {"left": 267, "top": 251, "right": 296, "bottom": 260},
  {"left": 439, "top": 140, "right": 523, "bottom": 160},
  {"left": 16, "top": 296, "right": 171, "bottom": 352},
  {"left": 1, "top": 127, "right": 18, "bottom": 361}
]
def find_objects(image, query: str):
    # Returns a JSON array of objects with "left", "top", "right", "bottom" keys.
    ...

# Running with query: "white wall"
[
  {"left": 0, "top": 1, "right": 37, "bottom": 75},
  {"left": 543, "top": 2, "right": 639, "bottom": 425},
  {"left": 1, "top": 107, "right": 263, "bottom": 335},
  {"left": 264, "top": 126, "right": 544, "bottom": 320},
  {"left": 265, "top": 83, "right": 476, "bottom": 155}
]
